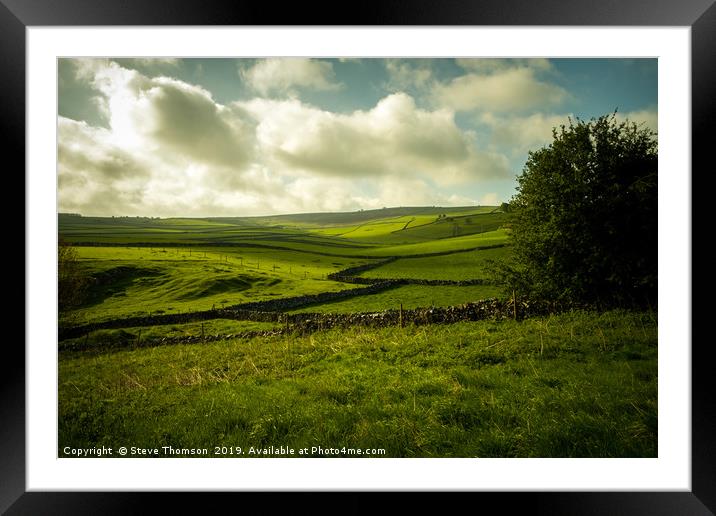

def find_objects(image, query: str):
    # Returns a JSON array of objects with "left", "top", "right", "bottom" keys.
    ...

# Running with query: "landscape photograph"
[{"left": 57, "top": 57, "right": 658, "bottom": 458}]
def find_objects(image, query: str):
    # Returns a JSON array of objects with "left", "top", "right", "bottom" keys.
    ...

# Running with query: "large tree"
[{"left": 494, "top": 113, "right": 657, "bottom": 308}]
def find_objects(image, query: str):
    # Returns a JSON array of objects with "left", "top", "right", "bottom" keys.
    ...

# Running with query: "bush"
[
  {"left": 58, "top": 238, "right": 90, "bottom": 312},
  {"left": 491, "top": 113, "right": 657, "bottom": 308}
]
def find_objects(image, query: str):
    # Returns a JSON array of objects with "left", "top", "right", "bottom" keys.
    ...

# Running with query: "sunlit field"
[{"left": 58, "top": 207, "right": 657, "bottom": 458}]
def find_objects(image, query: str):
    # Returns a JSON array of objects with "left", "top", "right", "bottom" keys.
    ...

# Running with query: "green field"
[
  {"left": 60, "top": 319, "right": 283, "bottom": 352},
  {"left": 59, "top": 310, "right": 657, "bottom": 458},
  {"left": 60, "top": 209, "right": 512, "bottom": 325},
  {"left": 360, "top": 246, "right": 511, "bottom": 281},
  {"left": 308, "top": 209, "right": 507, "bottom": 245},
  {"left": 290, "top": 285, "right": 503, "bottom": 314},
  {"left": 58, "top": 206, "right": 657, "bottom": 458},
  {"left": 67, "top": 246, "right": 367, "bottom": 325}
]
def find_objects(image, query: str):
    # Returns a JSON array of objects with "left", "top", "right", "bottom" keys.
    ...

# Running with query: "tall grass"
[{"left": 59, "top": 310, "right": 657, "bottom": 458}]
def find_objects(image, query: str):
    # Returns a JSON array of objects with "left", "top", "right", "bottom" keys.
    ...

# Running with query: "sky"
[{"left": 58, "top": 58, "right": 657, "bottom": 217}]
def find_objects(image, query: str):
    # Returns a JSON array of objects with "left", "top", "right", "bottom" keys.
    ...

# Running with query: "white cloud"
[
  {"left": 60, "top": 60, "right": 513, "bottom": 217},
  {"left": 433, "top": 67, "right": 569, "bottom": 113},
  {"left": 60, "top": 61, "right": 262, "bottom": 216},
  {"left": 479, "top": 112, "right": 572, "bottom": 158},
  {"left": 480, "top": 110, "right": 657, "bottom": 163},
  {"left": 58, "top": 115, "right": 254, "bottom": 218},
  {"left": 76, "top": 60, "right": 255, "bottom": 169},
  {"left": 372, "top": 177, "right": 477, "bottom": 208},
  {"left": 479, "top": 192, "right": 500, "bottom": 205},
  {"left": 131, "top": 57, "right": 180, "bottom": 67},
  {"left": 384, "top": 59, "right": 434, "bottom": 92},
  {"left": 241, "top": 58, "right": 342, "bottom": 96},
  {"left": 279, "top": 176, "right": 479, "bottom": 214},
  {"left": 617, "top": 109, "right": 658, "bottom": 133},
  {"left": 58, "top": 117, "right": 152, "bottom": 215},
  {"left": 455, "top": 58, "right": 553, "bottom": 73},
  {"left": 240, "top": 92, "right": 510, "bottom": 186}
]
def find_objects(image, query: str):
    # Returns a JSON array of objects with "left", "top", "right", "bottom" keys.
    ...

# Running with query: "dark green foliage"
[
  {"left": 58, "top": 238, "right": 90, "bottom": 313},
  {"left": 493, "top": 114, "right": 657, "bottom": 307}
]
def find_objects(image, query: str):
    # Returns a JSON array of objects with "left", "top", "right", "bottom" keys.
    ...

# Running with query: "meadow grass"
[
  {"left": 61, "top": 319, "right": 282, "bottom": 350},
  {"left": 290, "top": 285, "right": 503, "bottom": 314},
  {"left": 347, "top": 230, "right": 509, "bottom": 257},
  {"left": 360, "top": 246, "right": 511, "bottom": 281},
  {"left": 63, "top": 224, "right": 509, "bottom": 326},
  {"left": 69, "top": 246, "right": 365, "bottom": 324},
  {"left": 309, "top": 211, "right": 508, "bottom": 245},
  {"left": 59, "top": 211, "right": 508, "bottom": 257},
  {"left": 59, "top": 310, "right": 657, "bottom": 458}
]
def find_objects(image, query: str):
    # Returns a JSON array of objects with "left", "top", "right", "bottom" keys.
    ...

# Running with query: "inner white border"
[{"left": 27, "top": 27, "right": 691, "bottom": 491}]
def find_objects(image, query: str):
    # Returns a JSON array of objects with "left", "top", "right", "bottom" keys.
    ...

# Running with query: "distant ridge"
[
  {"left": 58, "top": 205, "right": 502, "bottom": 228},
  {"left": 211, "top": 206, "right": 496, "bottom": 227}
]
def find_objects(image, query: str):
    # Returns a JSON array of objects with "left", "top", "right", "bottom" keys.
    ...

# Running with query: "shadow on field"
[{"left": 82, "top": 266, "right": 163, "bottom": 307}]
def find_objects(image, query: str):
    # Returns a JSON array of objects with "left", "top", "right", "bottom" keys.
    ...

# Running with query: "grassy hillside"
[
  {"left": 57, "top": 206, "right": 657, "bottom": 458},
  {"left": 360, "top": 246, "right": 511, "bottom": 281},
  {"left": 68, "top": 246, "right": 368, "bottom": 325},
  {"left": 59, "top": 207, "right": 505, "bottom": 244},
  {"left": 290, "top": 285, "right": 503, "bottom": 314},
  {"left": 212, "top": 205, "right": 498, "bottom": 228},
  {"left": 59, "top": 310, "right": 657, "bottom": 458},
  {"left": 60, "top": 208, "right": 511, "bottom": 323}
]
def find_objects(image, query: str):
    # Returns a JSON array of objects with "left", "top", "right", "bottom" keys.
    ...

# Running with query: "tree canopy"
[{"left": 493, "top": 113, "right": 657, "bottom": 308}]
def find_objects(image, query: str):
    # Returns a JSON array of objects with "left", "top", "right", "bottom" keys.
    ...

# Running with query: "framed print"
[{"left": 7, "top": 0, "right": 710, "bottom": 513}]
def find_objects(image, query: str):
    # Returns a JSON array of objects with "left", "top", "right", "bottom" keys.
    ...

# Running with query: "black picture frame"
[{"left": 7, "top": 1, "right": 709, "bottom": 514}]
